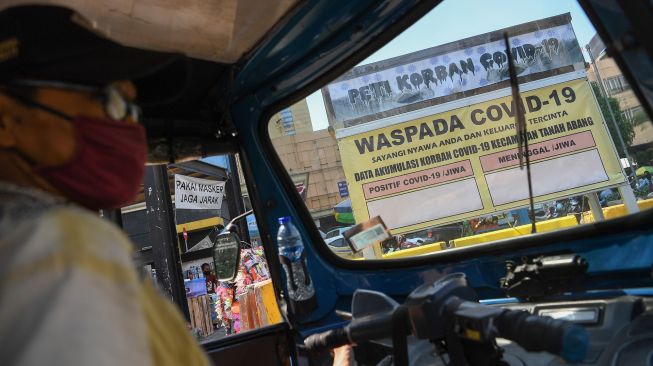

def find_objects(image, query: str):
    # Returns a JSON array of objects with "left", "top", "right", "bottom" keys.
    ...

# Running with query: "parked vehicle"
[
  {"left": 324, "top": 226, "right": 352, "bottom": 244},
  {"left": 325, "top": 236, "right": 361, "bottom": 259}
]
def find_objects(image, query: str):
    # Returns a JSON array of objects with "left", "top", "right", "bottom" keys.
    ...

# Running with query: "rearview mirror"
[{"left": 212, "top": 232, "right": 241, "bottom": 281}]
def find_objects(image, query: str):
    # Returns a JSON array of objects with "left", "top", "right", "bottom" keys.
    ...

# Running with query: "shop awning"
[{"left": 334, "top": 198, "right": 354, "bottom": 224}]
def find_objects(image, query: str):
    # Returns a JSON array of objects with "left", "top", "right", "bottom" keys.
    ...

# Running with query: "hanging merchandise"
[{"left": 214, "top": 245, "right": 270, "bottom": 334}]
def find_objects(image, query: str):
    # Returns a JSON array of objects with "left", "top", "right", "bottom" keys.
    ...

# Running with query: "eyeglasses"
[{"left": 2, "top": 79, "right": 141, "bottom": 122}]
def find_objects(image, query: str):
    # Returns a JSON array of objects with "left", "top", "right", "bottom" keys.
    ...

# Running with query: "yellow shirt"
[{"left": 0, "top": 186, "right": 210, "bottom": 366}]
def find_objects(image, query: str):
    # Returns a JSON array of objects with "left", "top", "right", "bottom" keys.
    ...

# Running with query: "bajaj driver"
[{"left": 0, "top": 5, "right": 208, "bottom": 366}]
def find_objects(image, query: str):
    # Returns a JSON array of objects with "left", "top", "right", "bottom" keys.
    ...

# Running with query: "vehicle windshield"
[{"left": 268, "top": 0, "right": 653, "bottom": 260}]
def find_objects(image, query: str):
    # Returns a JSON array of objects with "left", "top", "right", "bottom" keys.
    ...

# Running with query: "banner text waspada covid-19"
[{"left": 337, "top": 78, "right": 625, "bottom": 232}]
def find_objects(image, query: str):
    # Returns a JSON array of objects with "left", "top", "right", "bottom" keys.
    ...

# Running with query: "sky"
[
  {"left": 304, "top": 0, "right": 598, "bottom": 131},
  {"left": 201, "top": 155, "right": 229, "bottom": 169}
]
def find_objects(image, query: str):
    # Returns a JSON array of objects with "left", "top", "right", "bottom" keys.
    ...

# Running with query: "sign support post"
[
  {"left": 586, "top": 192, "right": 605, "bottom": 222},
  {"left": 618, "top": 183, "right": 640, "bottom": 214}
]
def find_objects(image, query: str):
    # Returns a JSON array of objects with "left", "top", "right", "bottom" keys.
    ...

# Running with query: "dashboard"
[{"left": 495, "top": 296, "right": 653, "bottom": 365}]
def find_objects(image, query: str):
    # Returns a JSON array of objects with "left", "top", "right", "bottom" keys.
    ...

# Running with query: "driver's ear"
[
  {"left": 0, "top": 111, "right": 18, "bottom": 148},
  {"left": 0, "top": 94, "right": 22, "bottom": 148}
]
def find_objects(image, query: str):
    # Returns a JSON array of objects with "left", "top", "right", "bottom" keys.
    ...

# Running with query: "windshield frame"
[{"left": 248, "top": 0, "right": 653, "bottom": 271}]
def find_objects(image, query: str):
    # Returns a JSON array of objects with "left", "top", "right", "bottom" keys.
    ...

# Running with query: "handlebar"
[
  {"left": 304, "top": 274, "right": 588, "bottom": 364},
  {"left": 304, "top": 307, "right": 587, "bottom": 363},
  {"left": 494, "top": 309, "right": 588, "bottom": 363},
  {"left": 303, "top": 327, "right": 349, "bottom": 352}
]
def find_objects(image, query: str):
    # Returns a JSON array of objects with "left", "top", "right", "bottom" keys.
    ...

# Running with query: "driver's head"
[{"left": 0, "top": 5, "right": 188, "bottom": 210}]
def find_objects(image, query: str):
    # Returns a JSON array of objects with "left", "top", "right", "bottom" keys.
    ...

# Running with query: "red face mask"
[{"left": 35, "top": 116, "right": 147, "bottom": 210}]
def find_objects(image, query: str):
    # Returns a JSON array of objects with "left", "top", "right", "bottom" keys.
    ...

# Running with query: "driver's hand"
[{"left": 332, "top": 345, "right": 355, "bottom": 366}]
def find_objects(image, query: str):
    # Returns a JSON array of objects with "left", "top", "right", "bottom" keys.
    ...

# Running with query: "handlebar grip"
[
  {"left": 304, "top": 328, "right": 350, "bottom": 353},
  {"left": 495, "top": 310, "right": 588, "bottom": 363}
]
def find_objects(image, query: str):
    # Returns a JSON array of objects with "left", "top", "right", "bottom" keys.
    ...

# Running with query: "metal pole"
[
  {"left": 227, "top": 154, "right": 251, "bottom": 244},
  {"left": 585, "top": 44, "right": 634, "bottom": 175},
  {"left": 586, "top": 192, "right": 605, "bottom": 222},
  {"left": 144, "top": 165, "right": 189, "bottom": 320},
  {"left": 618, "top": 183, "right": 640, "bottom": 213}
]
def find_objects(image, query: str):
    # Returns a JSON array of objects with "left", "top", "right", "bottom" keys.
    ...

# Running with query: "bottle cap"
[{"left": 278, "top": 216, "right": 291, "bottom": 225}]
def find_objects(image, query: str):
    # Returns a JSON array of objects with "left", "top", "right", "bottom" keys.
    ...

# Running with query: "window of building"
[
  {"left": 622, "top": 106, "right": 644, "bottom": 122},
  {"left": 278, "top": 108, "right": 296, "bottom": 136},
  {"left": 605, "top": 75, "right": 629, "bottom": 95}
]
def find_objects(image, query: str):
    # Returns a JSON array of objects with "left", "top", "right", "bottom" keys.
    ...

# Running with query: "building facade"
[
  {"left": 586, "top": 34, "right": 653, "bottom": 154},
  {"left": 268, "top": 99, "right": 313, "bottom": 138},
  {"left": 240, "top": 99, "right": 350, "bottom": 230}
]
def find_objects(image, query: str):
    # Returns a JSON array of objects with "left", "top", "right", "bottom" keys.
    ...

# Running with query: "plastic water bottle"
[{"left": 277, "top": 216, "right": 316, "bottom": 315}]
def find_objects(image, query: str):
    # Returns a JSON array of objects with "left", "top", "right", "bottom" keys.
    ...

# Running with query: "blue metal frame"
[{"left": 229, "top": 0, "right": 653, "bottom": 337}]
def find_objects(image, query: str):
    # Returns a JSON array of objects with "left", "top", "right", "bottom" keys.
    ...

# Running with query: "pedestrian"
[
  {"left": 0, "top": 5, "right": 208, "bottom": 366},
  {"left": 202, "top": 263, "right": 219, "bottom": 294},
  {"left": 599, "top": 188, "right": 614, "bottom": 207},
  {"left": 645, "top": 171, "right": 652, "bottom": 189}
]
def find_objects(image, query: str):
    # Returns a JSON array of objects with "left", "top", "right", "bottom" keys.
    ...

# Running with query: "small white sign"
[
  {"left": 349, "top": 223, "right": 389, "bottom": 252},
  {"left": 174, "top": 174, "right": 226, "bottom": 210}
]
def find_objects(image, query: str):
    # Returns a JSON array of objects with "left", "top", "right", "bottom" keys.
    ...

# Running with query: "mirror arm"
[{"left": 221, "top": 209, "right": 254, "bottom": 234}]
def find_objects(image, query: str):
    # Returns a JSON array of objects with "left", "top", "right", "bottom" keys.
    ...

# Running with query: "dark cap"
[{"left": 0, "top": 5, "right": 190, "bottom": 105}]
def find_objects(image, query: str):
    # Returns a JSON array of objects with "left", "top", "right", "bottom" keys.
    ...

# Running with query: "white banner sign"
[
  {"left": 324, "top": 17, "right": 584, "bottom": 126},
  {"left": 174, "top": 174, "right": 226, "bottom": 210}
]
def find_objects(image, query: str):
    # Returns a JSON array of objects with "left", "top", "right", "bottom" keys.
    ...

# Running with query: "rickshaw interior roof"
[
  {"left": 1, "top": 0, "right": 301, "bottom": 124},
  {"left": 2, "top": 0, "right": 299, "bottom": 63}
]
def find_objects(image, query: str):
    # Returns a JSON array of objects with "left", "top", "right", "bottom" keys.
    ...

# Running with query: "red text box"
[
  {"left": 479, "top": 131, "right": 596, "bottom": 173},
  {"left": 363, "top": 160, "right": 473, "bottom": 199}
]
